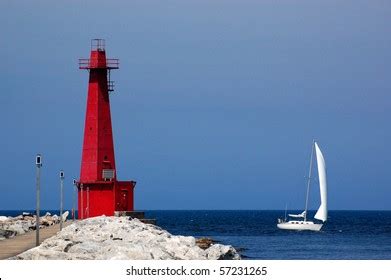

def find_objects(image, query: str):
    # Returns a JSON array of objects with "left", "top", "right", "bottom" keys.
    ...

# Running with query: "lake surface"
[
  {"left": 146, "top": 210, "right": 391, "bottom": 259},
  {"left": 2, "top": 210, "right": 390, "bottom": 259}
]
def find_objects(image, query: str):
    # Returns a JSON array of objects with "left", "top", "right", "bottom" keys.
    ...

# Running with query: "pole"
[
  {"left": 80, "top": 184, "right": 84, "bottom": 219},
  {"left": 35, "top": 154, "right": 42, "bottom": 246},
  {"left": 73, "top": 180, "right": 76, "bottom": 221},
  {"left": 60, "top": 171, "right": 64, "bottom": 230},
  {"left": 284, "top": 203, "right": 288, "bottom": 222}
]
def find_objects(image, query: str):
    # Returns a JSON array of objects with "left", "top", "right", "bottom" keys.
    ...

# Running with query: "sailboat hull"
[{"left": 277, "top": 221, "right": 323, "bottom": 231}]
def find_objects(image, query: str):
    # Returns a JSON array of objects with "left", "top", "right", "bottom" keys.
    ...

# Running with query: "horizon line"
[{"left": 1, "top": 209, "right": 390, "bottom": 212}]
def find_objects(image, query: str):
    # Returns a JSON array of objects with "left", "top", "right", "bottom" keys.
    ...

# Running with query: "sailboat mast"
[
  {"left": 284, "top": 203, "right": 288, "bottom": 222},
  {"left": 304, "top": 140, "right": 315, "bottom": 221}
]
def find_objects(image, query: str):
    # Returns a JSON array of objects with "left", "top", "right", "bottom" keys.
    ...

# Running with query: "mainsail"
[{"left": 314, "top": 142, "right": 328, "bottom": 222}]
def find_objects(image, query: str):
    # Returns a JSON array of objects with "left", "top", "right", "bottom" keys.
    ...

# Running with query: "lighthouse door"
[{"left": 119, "top": 190, "right": 128, "bottom": 211}]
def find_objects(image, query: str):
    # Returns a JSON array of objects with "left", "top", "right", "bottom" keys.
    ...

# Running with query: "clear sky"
[{"left": 0, "top": 0, "right": 390, "bottom": 210}]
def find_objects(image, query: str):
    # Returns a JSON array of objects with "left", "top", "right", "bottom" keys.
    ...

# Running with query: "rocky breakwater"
[
  {"left": 12, "top": 216, "right": 240, "bottom": 260},
  {"left": 0, "top": 211, "right": 69, "bottom": 240}
]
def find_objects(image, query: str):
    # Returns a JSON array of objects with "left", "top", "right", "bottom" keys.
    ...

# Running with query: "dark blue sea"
[{"left": 1, "top": 210, "right": 390, "bottom": 259}]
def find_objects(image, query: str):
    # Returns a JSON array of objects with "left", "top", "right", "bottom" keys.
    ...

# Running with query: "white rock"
[
  {"left": 6, "top": 223, "right": 26, "bottom": 235},
  {"left": 61, "top": 211, "right": 69, "bottom": 222},
  {"left": 41, "top": 218, "right": 54, "bottom": 226},
  {"left": 0, "top": 229, "right": 16, "bottom": 239},
  {"left": 0, "top": 216, "right": 9, "bottom": 222},
  {"left": 206, "top": 244, "right": 241, "bottom": 260},
  {"left": 0, "top": 213, "right": 65, "bottom": 240},
  {"left": 12, "top": 216, "right": 240, "bottom": 260},
  {"left": 21, "top": 220, "right": 33, "bottom": 232}
]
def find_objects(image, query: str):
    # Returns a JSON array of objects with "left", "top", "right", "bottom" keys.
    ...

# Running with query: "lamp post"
[
  {"left": 35, "top": 154, "right": 42, "bottom": 246},
  {"left": 80, "top": 184, "right": 83, "bottom": 219},
  {"left": 59, "top": 170, "right": 64, "bottom": 230}
]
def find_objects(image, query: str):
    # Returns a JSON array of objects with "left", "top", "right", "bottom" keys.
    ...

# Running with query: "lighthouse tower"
[{"left": 77, "top": 39, "right": 135, "bottom": 219}]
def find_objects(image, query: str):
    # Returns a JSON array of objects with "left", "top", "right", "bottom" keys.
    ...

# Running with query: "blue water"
[
  {"left": 145, "top": 210, "right": 391, "bottom": 259},
  {"left": 2, "top": 210, "right": 391, "bottom": 259}
]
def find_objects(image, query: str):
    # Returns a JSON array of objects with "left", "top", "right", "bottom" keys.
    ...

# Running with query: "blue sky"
[{"left": 0, "top": 0, "right": 390, "bottom": 210}]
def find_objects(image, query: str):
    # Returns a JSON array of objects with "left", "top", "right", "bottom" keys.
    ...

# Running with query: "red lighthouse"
[{"left": 77, "top": 39, "right": 135, "bottom": 219}]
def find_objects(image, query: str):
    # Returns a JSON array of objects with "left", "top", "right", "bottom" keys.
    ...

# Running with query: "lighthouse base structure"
[{"left": 78, "top": 181, "right": 135, "bottom": 219}]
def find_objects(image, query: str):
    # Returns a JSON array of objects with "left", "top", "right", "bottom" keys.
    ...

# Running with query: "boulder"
[
  {"left": 52, "top": 215, "right": 59, "bottom": 222},
  {"left": 61, "top": 211, "right": 69, "bottom": 222},
  {"left": 206, "top": 244, "right": 241, "bottom": 260},
  {"left": 196, "top": 237, "right": 215, "bottom": 249},
  {"left": 21, "top": 220, "right": 33, "bottom": 232},
  {"left": 6, "top": 222, "right": 26, "bottom": 235},
  {"left": 41, "top": 217, "right": 54, "bottom": 227},
  {"left": 0, "top": 212, "right": 62, "bottom": 240},
  {"left": 23, "top": 216, "right": 35, "bottom": 222},
  {"left": 0, "top": 229, "right": 16, "bottom": 239},
  {"left": 12, "top": 216, "right": 241, "bottom": 260},
  {"left": 0, "top": 216, "right": 9, "bottom": 222}
]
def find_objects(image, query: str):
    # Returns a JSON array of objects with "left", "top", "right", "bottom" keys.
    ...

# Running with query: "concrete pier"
[{"left": 0, "top": 221, "right": 73, "bottom": 259}]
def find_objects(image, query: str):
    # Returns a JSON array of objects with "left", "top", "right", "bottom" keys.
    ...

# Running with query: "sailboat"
[{"left": 277, "top": 141, "right": 328, "bottom": 231}]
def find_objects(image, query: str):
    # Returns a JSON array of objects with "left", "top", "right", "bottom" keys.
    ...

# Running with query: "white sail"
[{"left": 314, "top": 142, "right": 327, "bottom": 222}]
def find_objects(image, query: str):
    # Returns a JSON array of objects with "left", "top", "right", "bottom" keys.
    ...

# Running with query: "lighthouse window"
[{"left": 104, "top": 156, "right": 108, "bottom": 160}]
